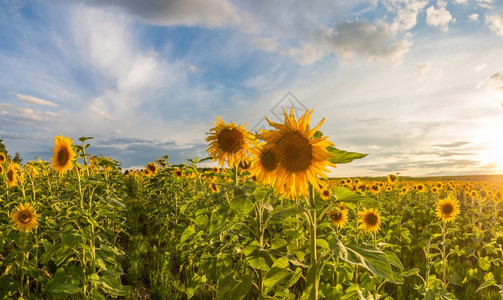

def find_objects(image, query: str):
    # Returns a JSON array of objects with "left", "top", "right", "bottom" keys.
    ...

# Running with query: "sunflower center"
[
  {"left": 19, "top": 211, "right": 32, "bottom": 223},
  {"left": 365, "top": 213, "right": 378, "bottom": 226},
  {"left": 322, "top": 190, "right": 330, "bottom": 197},
  {"left": 276, "top": 133, "right": 312, "bottom": 172},
  {"left": 7, "top": 169, "right": 14, "bottom": 181},
  {"left": 442, "top": 203, "right": 453, "bottom": 215},
  {"left": 260, "top": 150, "right": 278, "bottom": 171},
  {"left": 217, "top": 128, "right": 244, "bottom": 153},
  {"left": 57, "top": 148, "right": 69, "bottom": 165},
  {"left": 330, "top": 212, "right": 342, "bottom": 221}
]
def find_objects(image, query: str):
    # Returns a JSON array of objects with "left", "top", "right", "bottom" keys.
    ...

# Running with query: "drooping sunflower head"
[
  {"left": 238, "top": 157, "right": 251, "bottom": 170},
  {"left": 51, "top": 135, "right": 76, "bottom": 175},
  {"left": 209, "top": 181, "right": 220, "bottom": 193},
  {"left": 0, "top": 152, "right": 6, "bottom": 164},
  {"left": 6, "top": 162, "right": 20, "bottom": 187},
  {"left": 172, "top": 167, "right": 183, "bottom": 178},
  {"left": 145, "top": 162, "right": 157, "bottom": 176},
  {"left": 494, "top": 190, "right": 502, "bottom": 203},
  {"left": 436, "top": 195, "right": 459, "bottom": 222},
  {"left": 24, "top": 163, "right": 40, "bottom": 178},
  {"left": 370, "top": 184, "right": 380, "bottom": 193},
  {"left": 320, "top": 188, "right": 332, "bottom": 200},
  {"left": 206, "top": 116, "right": 254, "bottom": 167},
  {"left": 327, "top": 209, "right": 348, "bottom": 228},
  {"left": 11, "top": 202, "right": 40, "bottom": 232},
  {"left": 387, "top": 174, "right": 397, "bottom": 184},
  {"left": 249, "top": 143, "right": 280, "bottom": 185},
  {"left": 358, "top": 208, "right": 381, "bottom": 233},
  {"left": 257, "top": 108, "right": 335, "bottom": 198}
]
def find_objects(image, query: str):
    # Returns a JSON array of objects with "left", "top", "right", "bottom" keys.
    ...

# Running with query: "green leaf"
[
  {"left": 331, "top": 239, "right": 397, "bottom": 282},
  {"left": 229, "top": 194, "right": 254, "bottom": 216},
  {"left": 187, "top": 274, "right": 207, "bottom": 299},
  {"left": 217, "top": 273, "right": 253, "bottom": 300},
  {"left": 476, "top": 278, "right": 496, "bottom": 293},
  {"left": 327, "top": 147, "right": 367, "bottom": 164},
  {"left": 312, "top": 131, "right": 323, "bottom": 139},
  {"left": 402, "top": 268, "right": 420, "bottom": 277},
  {"left": 332, "top": 187, "right": 377, "bottom": 204},
  {"left": 253, "top": 187, "right": 270, "bottom": 202},
  {"left": 263, "top": 267, "right": 293, "bottom": 293},
  {"left": 180, "top": 225, "right": 196, "bottom": 245},
  {"left": 45, "top": 268, "right": 80, "bottom": 299}
]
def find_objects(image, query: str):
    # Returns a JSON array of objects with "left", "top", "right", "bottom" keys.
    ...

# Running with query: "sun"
[{"left": 477, "top": 118, "right": 503, "bottom": 172}]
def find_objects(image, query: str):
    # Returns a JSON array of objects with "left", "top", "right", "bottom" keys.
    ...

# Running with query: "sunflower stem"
[
  {"left": 308, "top": 183, "right": 319, "bottom": 300},
  {"left": 233, "top": 165, "right": 239, "bottom": 186}
]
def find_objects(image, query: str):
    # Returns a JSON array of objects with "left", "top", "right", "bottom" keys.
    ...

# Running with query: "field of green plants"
[{"left": 1, "top": 110, "right": 503, "bottom": 299}]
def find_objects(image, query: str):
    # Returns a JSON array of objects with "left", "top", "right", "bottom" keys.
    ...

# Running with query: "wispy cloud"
[{"left": 15, "top": 93, "right": 59, "bottom": 107}]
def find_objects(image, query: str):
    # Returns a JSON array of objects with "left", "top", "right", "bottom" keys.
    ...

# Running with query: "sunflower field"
[{"left": 1, "top": 109, "right": 503, "bottom": 300}]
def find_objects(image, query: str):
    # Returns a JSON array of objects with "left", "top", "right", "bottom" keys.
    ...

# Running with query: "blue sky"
[{"left": 0, "top": 0, "right": 502, "bottom": 176}]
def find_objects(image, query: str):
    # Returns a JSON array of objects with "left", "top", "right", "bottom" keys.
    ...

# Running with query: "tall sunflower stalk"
[
  {"left": 254, "top": 109, "right": 334, "bottom": 299},
  {"left": 435, "top": 195, "right": 459, "bottom": 289}
]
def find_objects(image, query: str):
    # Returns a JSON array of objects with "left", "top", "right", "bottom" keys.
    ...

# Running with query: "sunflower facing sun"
[
  {"left": 206, "top": 116, "right": 254, "bottom": 167},
  {"left": 11, "top": 202, "right": 40, "bottom": 232},
  {"left": 436, "top": 195, "right": 459, "bottom": 222},
  {"left": 6, "top": 162, "right": 20, "bottom": 187},
  {"left": 51, "top": 135, "right": 76, "bottom": 175},
  {"left": 255, "top": 108, "right": 335, "bottom": 198},
  {"left": 358, "top": 208, "right": 381, "bottom": 233}
]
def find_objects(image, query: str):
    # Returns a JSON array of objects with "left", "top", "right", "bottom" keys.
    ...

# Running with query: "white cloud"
[
  {"left": 416, "top": 62, "right": 443, "bottom": 79},
  {"left": 15, "top": 93, "right": 58, "bottom": 107},
  {"left": 485, "top": 72, "right": 503, "bottom": 90},
  {"left": 453, "top": 0, "right": 468, "bottom": 4},
  {"left": 252, "top": 37, "right": 280, "bottom": 53},
  {"left": 316, "top": 19, "right": 412, "bottom": 64},
  {"left": 469, "top": 13, "right": 479, "bottom": 22},
  {"left": 426, "top": 5, "right": 455, "bottom": 31},
  {"left": 0, "top": 102, "right": 59, "bottom": 122},
  {"left": 283, "top": 43, "right": 324, "bottom": 66},
  {"left": 485, "top": 14, "right": 503, "bottom": 37},
  {"left": 386, "top": 0, "right": 428, "bottom": 31},
  {"left": 474, "top": 63, "right": 486, "bottom": 72},
  {"left": 92, "top": 109, "right": 116, "bottom": 121},
  {"left": 86, "top": 0, "right": 242, "bottom": 28}
]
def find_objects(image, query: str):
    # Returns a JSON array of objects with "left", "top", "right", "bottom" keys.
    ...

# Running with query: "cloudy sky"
[{"left": 1, "top": 0, "right": 502, "bottom": 176}]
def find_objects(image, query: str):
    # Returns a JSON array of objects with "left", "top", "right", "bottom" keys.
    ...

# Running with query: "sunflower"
[
  {"left": 387, "top": 174, "right": 397, "bottom": 184},
  {"left": 494, "top": 190, "right": 502, "bottom": 203},
  {"left": 249, "top": 143, "right": 280, "bottom": 185},
  {"left": 212, "top": 166, "right": 220, "bottom": 173},
  {"left": 11, "top": 202, "right": 40, "bottom": 232},
  {"left": 436, "top": 196, "right": 459, "bottom": 222},
  {"left": 238, "top": 157, "right": 251, "bottom": 170},
  {"left": 327, "top": 209, "right": 348, "bottom": 227},
  {"left": 320, "top": 188, "right": 331, "bottom": 200},
  {"left": 370, "top": 184, "right": 380, "bottom": 193},
  {"left": 0, "top": 152, "right": 5, "bottom": 164},
  {"left": 145, "top": 162, "right": 157, "bottom": 176},
  {"left": 51, "top": 135, "right": 76, "bottom": 175},
  {"left": 209, "top": 181, "right": 220, "bottom": 193},
  {"left": 257, "top": 109, "right": 335, "bottom": 198},
  {"left": 172, "top": 168, "right": 182, "bottom": 178},
  {"left": 206, "top": 116, "right": 254, "bottom": 167},
  {"left": 358, "top": 208, "right": 381, "bottom": 233},
  {"left": 6, "top": 162, "right": 20, "bottom": 187},
  {"left": 416, "top": 183, "right": 426, "bottom": 193}
]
